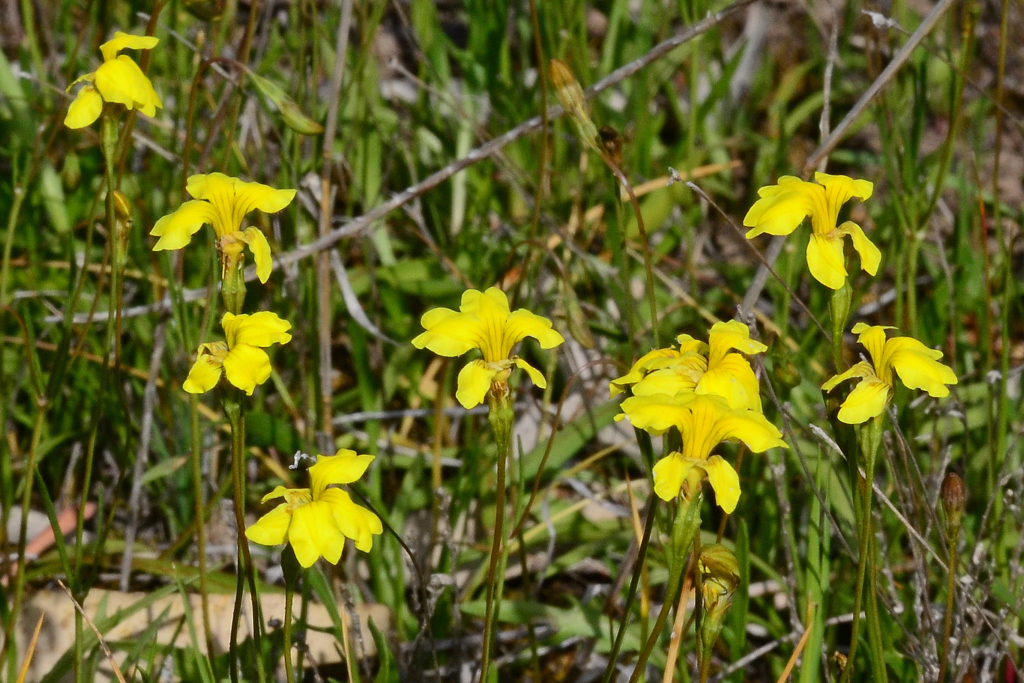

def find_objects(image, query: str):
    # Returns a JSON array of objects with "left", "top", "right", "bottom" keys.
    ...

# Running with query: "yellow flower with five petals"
[
  {"left": 183, "top": 311, "right": 292, "bottom": 395},
  {"left": 65, "top": 32, "right": 162, "bottom": 129},
  {"left": 618, "top": 393, "right": 786, "bottom": 512},
  {"left": 822, "top": 323, "right": 957, "bottom": 424},
  {"left": 412, "top": 287, "right": 565, "bottom": 409},
  {"left": 743, "top": 173, "right": 880, "bottom": 290},
  {"left": 245, "top": 449, "right": 382, "bottom": 568},
  {"left": 151, "top": 173, "right": 296, "bottom": 283},
  {"left": 610, "top": 321, "right": 766, "bottom": 412}
]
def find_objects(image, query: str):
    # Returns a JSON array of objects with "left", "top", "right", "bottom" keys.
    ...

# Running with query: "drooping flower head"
[
  {"left": 822, "top": 323, "right": 957, "bottom": 424},
  {"left": 618, "top": 393, "right": 786, "bottom": 512},
  {"left": 610, "top": 321, "right": 766, "bottom": 412},
  {"left": 151, "top": 173, "right": 296, "bottom": 283},
  {"left": 65, "top": 32, "right": 162, "bottom": 129},
  {"left": 245, "top": 450, "right": 383, "bottom": 568},
  {"left": 412, "top": 287, "right": 565, "bottom": 409},
  {"left": 183, "top": 311, "right": 291, "bottom": 395},
  {"left": 743, "top": 173, "right": 880, "bottom": 290}
]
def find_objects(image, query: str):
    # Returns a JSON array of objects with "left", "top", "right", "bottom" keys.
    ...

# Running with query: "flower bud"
[
  {"left": 698, "top": 544, "right": 740, "bottom": 676},
  {"left": 940, "top": 472, "right": 965, "bottom": 537},
  {"left": 548, "top": 59, "right": 599, "bottom": 152},
  {"left": 247, "top": 71, "right": 324, "bottom": 136}
]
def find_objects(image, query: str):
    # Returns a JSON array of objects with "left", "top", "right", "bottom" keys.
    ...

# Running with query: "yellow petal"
[
  {"left": 853, "top": 324, "right": 893, "bottom": 374},
  {"left": 837, "top": 221, "right": 881, "bottom": 276},
  {"left": 321, "top": 489, "right": 382, "bottom": 553},
  {"left": 504, "top": 309, "right": 564, "bottom": 355},
  {"left": 185, "top": 173, "right": 212, "bottom": 199},
  {"left": 707, "top": 320, "right": 767, "bottom": 364},
  {"left": 469, "top": 288, "right": 512, "bottom": 362},
  {"left": 182, "top": 353, "right": 223, "bottom": 394},
  {"left": 234, "top": 178, "right": 297, "bottom": 216},
  {"left": 699, "top": 455, "right": 741, "bottom": 513},
  {"left": 456, "top": 360, "right": 497, "bottom": 409},
  {"left": 743, "top": 177, "right": 815, "bottom": 238},
  {"left": 222, "top": 344, "right": 272, "bottom": 395},
  {"left": 618, "top": 393, "right": 697, "bottom": 435},
  {"left": 697, "top": 354, "right": 762, "bottom": 412},
  {"left": 837, "top": 376, "right": 890, "bottom": 424},
  {"left": 631, "top": 366, "right": 699, "bottom": 397},
  {"left": 151, "top": 200, "right": 216, "bottom": 251},
  {"left": 261, "top": 485, "right": 300, "bottom": 503},
  {"left": 814, "top": 172, "right": 873, "bottom": 227},
  {"left": 64, "top": 85, "right": 103, "bottom": 129},
  {"left": 223, "top": 311, "right": 292, "bottom": 348},
  {"left": 821, "top": 360, "right": 875, "bottom": 392},
  {"left": 287, "top": 503, "right": 338, "bottom": 567},
  {"left": 412, "top": 308, "right": 484, "bottom": 357},
  {"left": 239, "top": 227, "right": 274, "bottom": 283},
  {"left": 99, "top": 31, "right": 159, "bottom": 62},
  {"left": 887, "top": 340, "right": 957, "bottom": 397},
  {"left": 93, "top": 56, "right": 161, "bottom": 113},
  {"left": 679, "top": 395, "right": 784, "bottom": 461},
  {"left": 309, "top": 451, "right": 375, "bottom": 497},
  {"left": 245, "top": 503, "right": 291, "bottom": 546},
  {"left": 610, "top": 348, "right": 680, "bottom": 396},
  {"left": 805, "top": 232, "right": 847, "bottom": 290},
  {"left": 513, "top": 357, "right": 547, "bottom": 389},
  {"left": 652, "top": 454, "right": 688, "bottom": 501}
]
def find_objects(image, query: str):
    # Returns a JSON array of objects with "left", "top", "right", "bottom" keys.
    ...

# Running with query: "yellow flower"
[
  {"left": 183, "top": 311, "right": 291, "bottom": 395},
  {"left": 743, "top": 173, "right": 880, "bottom": 290},
  {"left": 822, "top": 323, "right": 958, "bottom": 424},
  {"left": 618, "top": 393, "right": 786, "bottom": 512},
  {"left": 245, "top": 449, "right": 383, "bottom": 568},
  {"left": 65, "top": 32, "right": 162, "bottom": 129},
  {"left": 412, "top": 287, "right": 565, "bottom": 409},
  {"left": 151, "top": 173, "right": 296, "bottom": 283},
  {"left": 610, "top": 321, "right": 766, "bottom": 412}
]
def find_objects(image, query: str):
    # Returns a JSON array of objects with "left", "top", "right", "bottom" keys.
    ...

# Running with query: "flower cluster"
[
  {"left": 744, "top": 172, "right": 958, "bottom": 420},
  {"left": 245, "top": 450, "right": 383, "bottom": 568},
  {"left": 613, "top": 321, "right": 787, "bottom": 513},
  {"left": 412, "top": 287, "right": 564, "bottom": 409}
]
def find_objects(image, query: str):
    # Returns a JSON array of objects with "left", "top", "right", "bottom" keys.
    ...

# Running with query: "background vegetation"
[{"left": 1, "top": 0, "right": 1022, "bottom": 681}]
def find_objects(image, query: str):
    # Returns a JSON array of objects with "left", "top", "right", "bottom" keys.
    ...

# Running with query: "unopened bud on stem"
[
  {"left": 940, "top": 472, "right": 965, "bottom": 538},
  {"left": 549, "top": 59, "right": 599, "bottom": 152}
]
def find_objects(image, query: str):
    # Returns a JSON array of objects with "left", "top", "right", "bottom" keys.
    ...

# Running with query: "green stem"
[
  {"left": 600, "top": 494, "right": 661, "bottom": 683},
  {"left": 840, "top": 416, "right": 883, "bottom": 683},
  {"left": 865, "top": 531, "right": 887, "bottom": 682},
  {"left": 936, "top": 527, "right": 960, "bottom": 683},
  {"left": 283, "top": 581, "right": 296, "bottom": 683},
  {"left": 628, "top": 491, "right": 703, "bottom": 683},
  {"left": 226, "top": 397, "right": 267, "bottom": 683},
  {"left": 189, "top": 394, "right": 216, "bottom": 665},
  {"left": 479, "top": 392, "right": 513, "bottom": 682}
]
